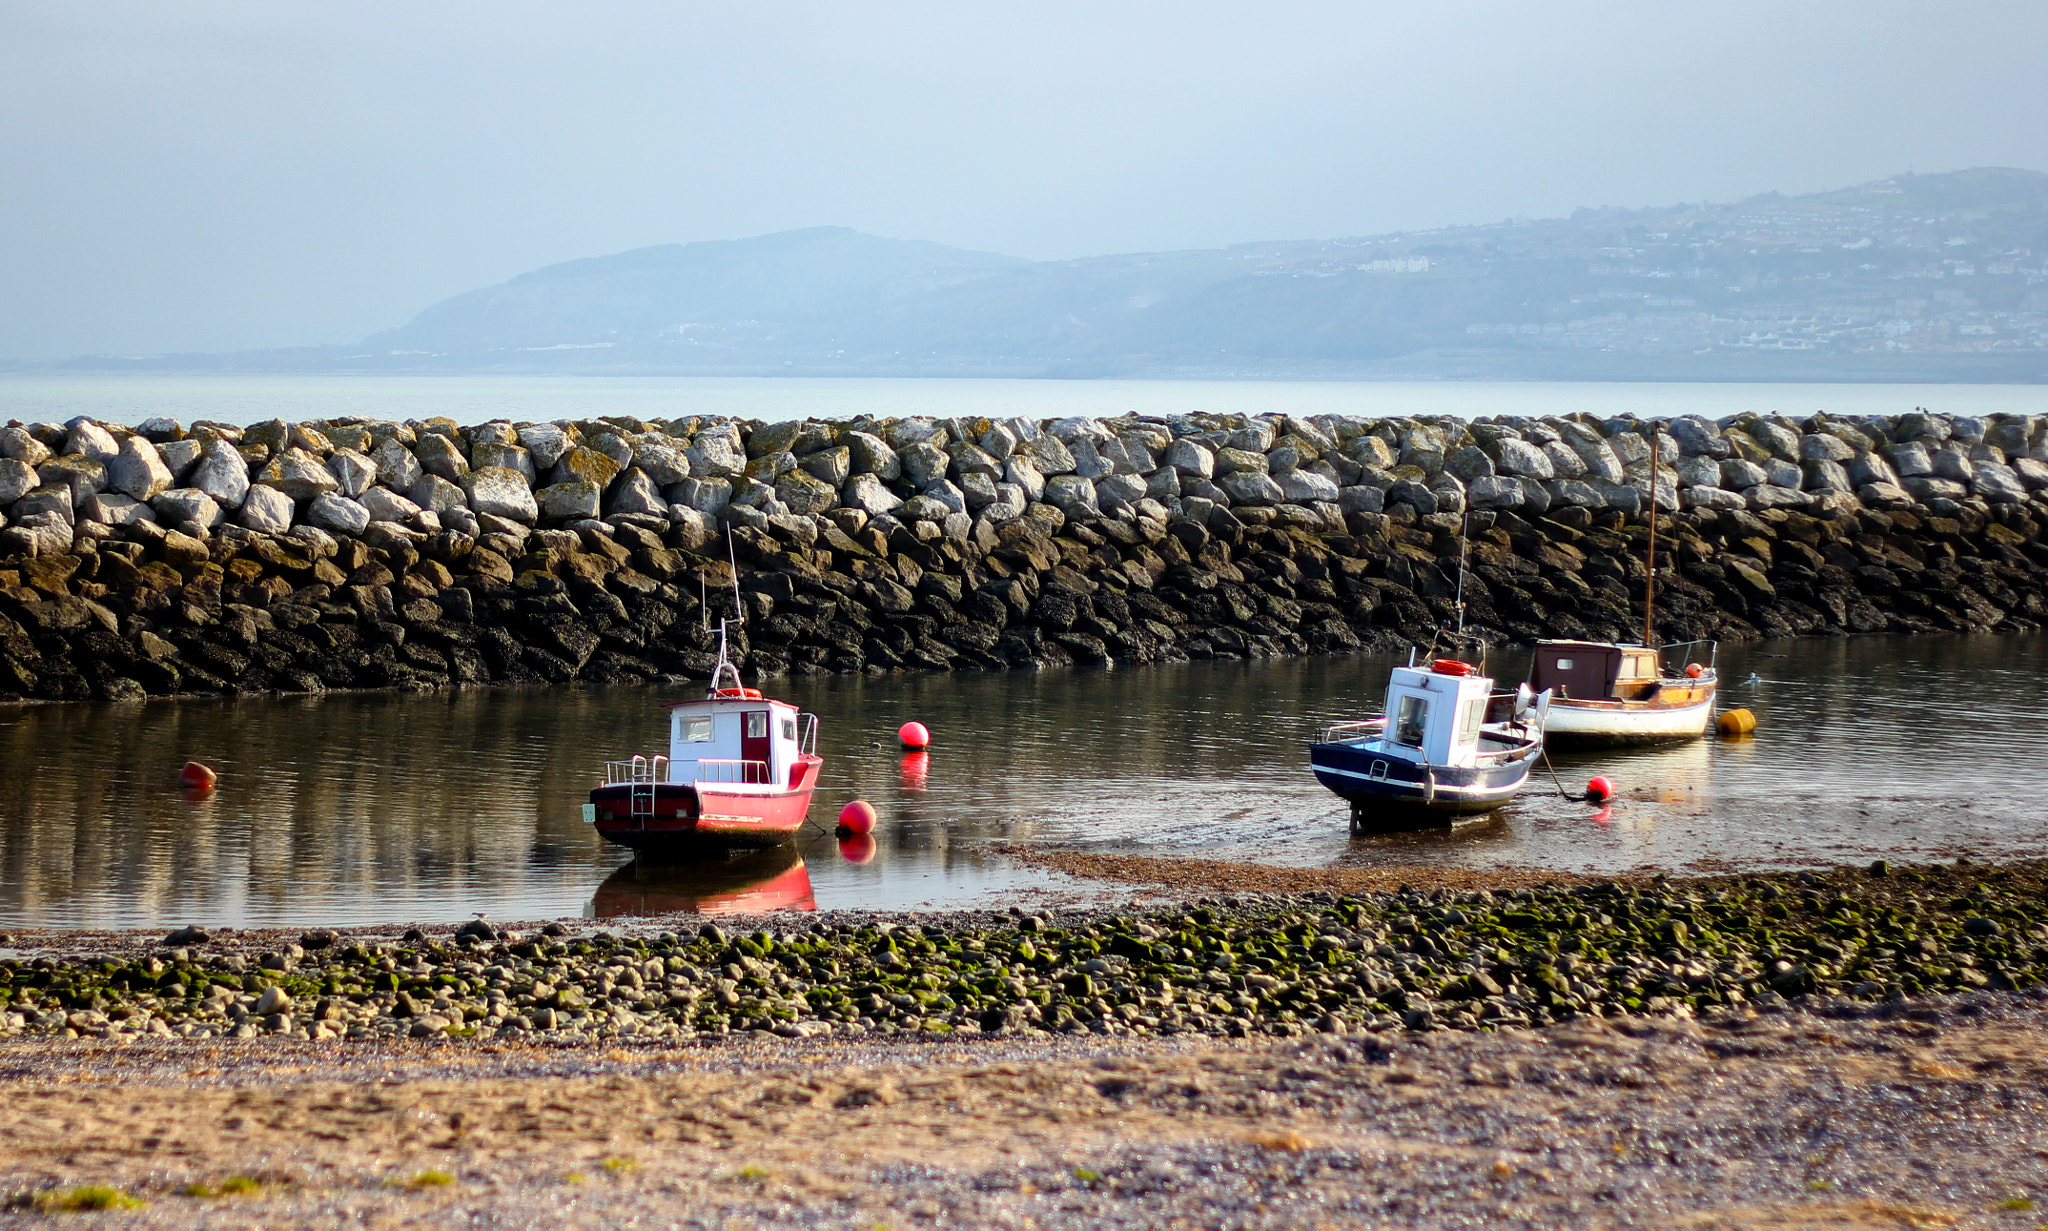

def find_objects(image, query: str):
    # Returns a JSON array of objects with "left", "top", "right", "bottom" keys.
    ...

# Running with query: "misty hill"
[{"left": 94, "top": 168, "right": 2048, "bottom": 380}]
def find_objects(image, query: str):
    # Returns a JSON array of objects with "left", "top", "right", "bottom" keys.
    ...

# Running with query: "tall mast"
[{"left": 1643, "top": 428, "right": 1659, "bottom": 650}]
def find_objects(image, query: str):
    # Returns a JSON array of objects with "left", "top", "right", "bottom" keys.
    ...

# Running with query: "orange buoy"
[
  {"left": 1685, "top": 663, "right": 1704, "bottom": 679},
  {"left": 837, "top": 799, "right": 877, "bottom": 835},
  {"left": 1585, "top": 776, "right": 1614, "bottom": 804},
  {"left": 838, "top": 832, "right": 877, "bottom": 864},
  {"left": 179, "top": 762, "right": 217, "bottom": 789},
  {"left": 898, "top": 721, "right": 930, "bottom": 750}
]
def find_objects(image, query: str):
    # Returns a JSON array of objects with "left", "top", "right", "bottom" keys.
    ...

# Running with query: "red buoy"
[
  {"left": 837, "top": 799, "right": 877, "bottom": 835},
  {"left": 179, "top": 762, "right": 217, "bottom": 789},
  {"left": 898, "top": 721, "right": 930, "bottom": 750},
  {"left": 1585, "top": 775, "right": 1614, "bottom": 804},
  {"left": 838, "top": 833, "right": 877, "bottom": 864}
]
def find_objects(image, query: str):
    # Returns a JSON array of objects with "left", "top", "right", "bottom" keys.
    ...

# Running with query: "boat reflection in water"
[{"left": 590, "top": 844, "right": 817, "bottom": 918}]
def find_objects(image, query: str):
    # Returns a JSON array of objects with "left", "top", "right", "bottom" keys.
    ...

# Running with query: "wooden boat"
[
  {"left": 585, "top": 625, "right": 823, "bottom": 851},
  {"left": 1310, "top": 655, "right": 1546, "bottom": 828},
  {"left": 1528, "top": 432, "right": 1718, "bottom": 748},
  {"left": 1528, "top": 638, "right": 1718, "bottom": 748}
]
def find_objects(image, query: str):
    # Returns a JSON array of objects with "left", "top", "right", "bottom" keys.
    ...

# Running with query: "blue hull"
[{"left": 1310, "top": 739, "right": 1539, "bottom": 822}]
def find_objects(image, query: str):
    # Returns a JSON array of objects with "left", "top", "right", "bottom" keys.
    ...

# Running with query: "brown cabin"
[{"left": 1529, "top": 641, "right": 1663, "bottom": 702}]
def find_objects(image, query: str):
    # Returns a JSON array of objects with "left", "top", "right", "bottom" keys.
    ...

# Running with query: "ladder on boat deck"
[{"left": 626, "top": 755, "right": 666, "bottom": 819}]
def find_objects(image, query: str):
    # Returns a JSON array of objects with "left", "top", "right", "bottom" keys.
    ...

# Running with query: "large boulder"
[
  {"left": 1095, "top": 473, "right": 1148, "bottom": 511},
  {"left": 1972, "top": 462, "right": 2028, "bottom": 503},
  {"left": 151, "top": 488, "right": 221, "bottom": 529},
  {"left": 845, "top": 432, "right": 899, "bottom": 479},
  {"left": 63, "top": 420, "right": 122, "bottom": 464},
  {"left": 85, "top": 491, "right": 159, "bottom": 527},
  {"left": 898, "top": 441, "right": 949, "bottom": 487},
  {"left": 361, "top": 486, "right": 423, "bottom": 523},
  {"left": 608, "top": 468, "right": 670, "bottom": 517},
  {"left": 774, "top": 471, "right": 839, "bottom": 516},
  {"left": 472, "top": 441, "right": 535, "bottom": 484},
  {"left": 1004, "top": 456, "right": 1046, "bottom": 502},
  {"left": 404, "top": 473, "right": 465, "bottom": 515},
  {"left": 0, "top": 426, "right": 51, "bottom": 467},
  {"left": 1467, "top": 474, "right": 1530, "bottom": 511},
  {"left": 1744, "top": 484, "right": 1810, "bottom": 511},
  {"left": 1219, "top": 471, "right": 1284, "bottom": 506},
  {"left": 258, "top": 447, "right": 340, "bottom": 500},
  {"left": 0, "top": 457, "right": 35, "bottom": 505},
  {"left": 1277, "top": 470, "right": 1341, "bottom": 504},
  {"left": 1044, "top": 474, "right": 1100, "bottom": 517},
  {"left": 632, "top": 438, "right": 691, "bottom": 486},
  {"left": 518, "top": 423, "right": 575, "bottom": 470},
  {"left": 307, "top": 493, "right": 371, "bottom": 535},
  {"left": 38, "top": 455, "right": 107, "bottom": 504},
  {"left": 668, "top": 478, "right": 732, "bottom": 516},
  {"left": 414, "top": 433, "right": 471, "bottom": 481},
  {"left": 1018, "top": 433, "right": 1076, "bottom": 475},
  {"left": 1164, "top": 438, "right": 1214, "bottom": 479},
  {"left": 800, "top": 446, "right": 851, "bottom": 486},
  {"left": 550, "top": 446, "right": 622, "bottom": 489},
  {"left": 685, "top": 427, "right": 746, "bottom": 478},
  {"left": 327, "top": 448, "right": 377, "bottom": 498},
  {"left": 537, "top": 481, "right": 601, "bottom": 521},
  {"left": 371, "top": 436, "right": 425, "bottom": 491},
  {"left": 1491, "top": 438, "right": 1554, "bottom": 480},
  {"left": 186, "top": 442, "right": 251, "bottom": 507},
  {"left": 108, "top": 436, "right": 174, "bottom": 502},
  {"left": 464, "top": 466, "right": 539, "bottom": 523},
  {"left": 238, "top": 484, "right": 295, "bottom": 534},
  {"left": 840, "top": 473, "right": 901, "bottom": 518}
]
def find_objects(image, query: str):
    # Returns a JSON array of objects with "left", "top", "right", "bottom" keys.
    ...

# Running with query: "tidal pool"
[{"left": 2, "top": 634, "right": 2045, "bottom": 928}]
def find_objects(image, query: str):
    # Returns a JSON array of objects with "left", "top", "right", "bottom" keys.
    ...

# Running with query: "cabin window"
[
  {"left": 681, "top": 716, "right": 713, "bottom": 742},
  {"left": 745, "top": 711, "right": 768, "bottom": 739},
  {"left": 781, "top": 718, "right": 796, "bottom": 742},
  {"left": 1554, "top": 658, "right": 1574, "bottom": 671},
  {"left": 1459, "top": 697, "right": 1485, "bottom": 742},
  {"left": 1393, "top": 694, "right": 1429, "bottom": 747}
]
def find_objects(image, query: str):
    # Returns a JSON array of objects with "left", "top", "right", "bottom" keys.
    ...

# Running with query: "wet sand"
[
  {"left": 3, "top": 994, "right": 2047, "bottom": 1227},
  {"left": 3, "top": 853, "right": 2048, "bottom": 1226}
]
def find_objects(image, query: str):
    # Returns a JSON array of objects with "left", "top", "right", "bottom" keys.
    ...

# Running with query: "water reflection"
[
  {"left": 591, "top": 847, "right": 816, "bottom": 918},
  {"left": 3, "top": 634, "right": 2048, "bottom": 928}
]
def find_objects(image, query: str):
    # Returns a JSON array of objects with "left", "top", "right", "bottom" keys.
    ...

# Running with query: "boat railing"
[
  {"left": 602, "top": 755, "right": 670, "bottom": 786},
  {"left": 1320, "top": 718, "right": 1385, "bottom": 744},
  {"left": 1659, "top": 638, "right": 1719, "bottom": 672},
  {"left": 689, "top": 758, "right": 774, "bottom": 785},
  {"left": 797, "top": 714, "right": 819, "bottom": 756}
]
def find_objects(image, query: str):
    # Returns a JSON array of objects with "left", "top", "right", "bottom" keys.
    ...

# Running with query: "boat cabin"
[
  {"left": 1529, "top": 641, "right": 1662, "bottom": 702},
  {"left": 662, "top": 694, "right": 814, "bottom": 789},
  {"left": 1380, "top": 662, "right": 1494, "bottom": 769}
]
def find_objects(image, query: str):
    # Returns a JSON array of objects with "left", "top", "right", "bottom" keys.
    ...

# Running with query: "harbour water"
[
  {"left": 3, "top": 634, "right": 2045, "bottom": 930},
  {"left": 0, "top": 373, "right": 2041, "bottom": 429}
]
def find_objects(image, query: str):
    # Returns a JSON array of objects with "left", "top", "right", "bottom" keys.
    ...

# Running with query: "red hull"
[{"left": 589, "top": 754, "right": 821, "bottom": 850}]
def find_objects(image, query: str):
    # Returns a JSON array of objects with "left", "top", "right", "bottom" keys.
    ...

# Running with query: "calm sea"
[
  {"left": 4, "top": 636, "right": 2046, "bottom": 929},
  {"left": 0, "top": 374, "right": 2041, "bottom": 427}
]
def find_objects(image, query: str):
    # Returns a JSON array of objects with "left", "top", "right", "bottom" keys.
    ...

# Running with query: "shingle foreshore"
[
  {"left": 6, "top": 859, "right": 2045, "bottom": 1044},
  {"left": 0, "top": 408, "right": 2044, "bottom": 702}
]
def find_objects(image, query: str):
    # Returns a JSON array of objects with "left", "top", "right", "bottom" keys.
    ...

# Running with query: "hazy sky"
[{"left": 4, "top": 0, "right": 2045, "bottom": 360}]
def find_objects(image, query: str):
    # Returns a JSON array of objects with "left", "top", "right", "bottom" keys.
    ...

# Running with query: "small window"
[
  {"left": 682, "top": 716, "right": 712, "bottom": 742},
  {"left": 745, "top": 711, "right": 768, "bottom": 739},
  {"left": 780, "top": 718, "right": 796, "bottom": 742},
  {"left": 1393, "top": 694, "right": 1429, "bottom": 747},
  {"left": 1555, "top": 657, "right": 1574, "bottom": 671},
  {"left": 1459, "top": 698, "right": 1485, "bottom": 741}
]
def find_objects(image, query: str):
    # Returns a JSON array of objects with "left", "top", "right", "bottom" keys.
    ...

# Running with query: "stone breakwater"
[
  {"left": 2, "top": 859, "right": 2044, "bottom": 1042},
  {"left": 0, "top": 408, "right": 2044, "bottom": 702}
]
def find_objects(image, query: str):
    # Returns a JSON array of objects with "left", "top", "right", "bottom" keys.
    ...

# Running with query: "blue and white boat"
[{"left": 1310, "top": 655, "right": 1548, "bottom": 829}]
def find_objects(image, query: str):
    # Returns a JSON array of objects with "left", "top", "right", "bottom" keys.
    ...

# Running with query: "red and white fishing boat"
[{"left": 584, "top": 627, "right": 823, "bottom": 850}]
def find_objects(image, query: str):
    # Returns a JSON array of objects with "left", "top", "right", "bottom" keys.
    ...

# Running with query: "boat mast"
[{"left": 1643, "top": 428, "right": 1659, "bottom": 651}]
